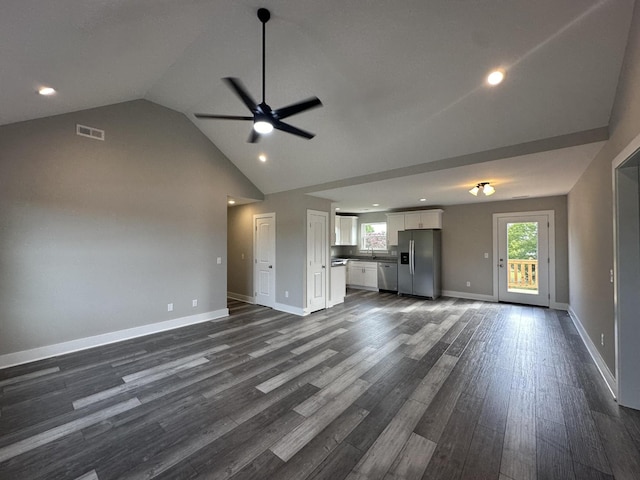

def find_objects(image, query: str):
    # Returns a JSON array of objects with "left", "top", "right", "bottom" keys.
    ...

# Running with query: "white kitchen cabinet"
[
  {"left": 347, "top": 261, "right": 377, "bottom": 290},
  {"left": 363, "top": 263, "right": 378, "bottom": 287},
  {"left": 335, "top": 215, "right": 358, "bottom": 246},
  {"left": 403, "top": 212, "right": 423, "bottom": 230},
  {"left": 386, "top": 213, "right": 405, "bottom": 246},
  {"left": 347, "top": 262, "right": 361, "bottom": 285},
  {"left": 396, "top": 209, "right": 443, "bottom": 231}
]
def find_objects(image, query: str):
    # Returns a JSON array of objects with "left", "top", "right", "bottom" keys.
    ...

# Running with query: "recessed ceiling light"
[
  {"left": 419, "top": 198, "right": 427, "bottom": 202},
  {"left": 38, "top": 86, "right": 56, "bottom": 96},
  {"left": 487, "top": 69, "right": 505, "bottom": 86},
  {"left": 228, "top": 199, "right": 236, "bottom": 205},
  {"left": 372, "top": 203, "right": 379, "bottom": 207},
  {"left": 258, "top": 154, "right": 267, "bottom": 162},
  {"left": 335, "top": 207, "right": 341, "bottom": 211}
]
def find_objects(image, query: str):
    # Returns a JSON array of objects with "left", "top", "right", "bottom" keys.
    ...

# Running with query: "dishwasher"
[{"left": 377, "top": 262, "right": 398, "bottom": 292}]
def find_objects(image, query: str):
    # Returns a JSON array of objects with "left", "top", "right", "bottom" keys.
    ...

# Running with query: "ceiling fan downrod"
[{"left": 258, "top": 8, "right": 270, "bottom": 105}]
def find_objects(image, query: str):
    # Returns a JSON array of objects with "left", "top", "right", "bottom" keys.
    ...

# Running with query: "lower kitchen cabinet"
[{"left": 347, "top": 261, "right": 378, "bottom": 290}]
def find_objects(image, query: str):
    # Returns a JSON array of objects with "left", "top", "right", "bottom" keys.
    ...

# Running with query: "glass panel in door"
[{"left": 498, "top": 215, "right": 549, "bottom": 306}]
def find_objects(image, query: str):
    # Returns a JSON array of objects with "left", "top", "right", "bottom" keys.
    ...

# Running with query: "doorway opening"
[{"left": 613, "top": 144, "right": 640, "bottom": 409}]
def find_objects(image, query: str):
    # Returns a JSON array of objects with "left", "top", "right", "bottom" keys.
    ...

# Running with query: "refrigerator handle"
[{"left": 409, "top": 239, "right": 414, "bottom": 275}]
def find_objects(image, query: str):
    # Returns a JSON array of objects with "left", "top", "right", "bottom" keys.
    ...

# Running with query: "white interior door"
[
  {"left": 307, "top": 210, "right": 328, "bottom": 313},
  {"left": 497, "top": 214, "right": 550, "bottom": 306},
  {"left": 254, "top": 213, "right": 275, "bottom": 308}
]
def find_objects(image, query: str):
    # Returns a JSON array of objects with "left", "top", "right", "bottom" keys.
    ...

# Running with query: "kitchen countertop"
[{"left": 333, "top": 257, "right": 397, "bottom": 265}]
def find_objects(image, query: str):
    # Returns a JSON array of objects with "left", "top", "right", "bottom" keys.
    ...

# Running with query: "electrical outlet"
[
  {"left": 466, "top": 281, "right": 471, "bottom": 287},
  {"left": 610, "top": 269, "right": 614, "bottom": 283},
  {"left": 484, "top": 252, "right": 489, "bottom": 259},
  {"left": 217, "top": 257, "right": 222, "bottom": 264},
  {"left": 192, "top": 299, "right": 198, "bottom": 307},
  {"left": 167, "top": 303, "right": 173, "bottom": 312},
  {"left": 285, "top": 291, "right": 289, "bottom": 298},
  {"left": 241, "top": 253, "right": 245, "bottom": 260},
  {"left": 601, "top": 333, "right": 605, "bottom": 346}
]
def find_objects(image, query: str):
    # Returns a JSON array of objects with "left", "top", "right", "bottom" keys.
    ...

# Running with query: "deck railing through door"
[{"left": 508, "top": 259, "right": 538, "bottom": 290}]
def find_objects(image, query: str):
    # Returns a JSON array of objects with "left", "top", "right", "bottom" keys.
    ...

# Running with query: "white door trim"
[
  {"left": 253, "top": 212, "right": 276, "bottom": 308},
  {"left": 612, "top": 129, "right": 640, "bottom": 409},
  {"left": 492, "top": 210, "right": 557, "bottom": 307}
]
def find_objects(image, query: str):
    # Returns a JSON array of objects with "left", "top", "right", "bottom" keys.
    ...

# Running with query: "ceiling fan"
[{"left": 195, "top": 8, "right": 322, "bottom": 143}]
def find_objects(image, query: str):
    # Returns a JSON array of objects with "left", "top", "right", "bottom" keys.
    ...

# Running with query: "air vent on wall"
[{"left": 76, "top": 124, "right": 105, "bottom": 141}]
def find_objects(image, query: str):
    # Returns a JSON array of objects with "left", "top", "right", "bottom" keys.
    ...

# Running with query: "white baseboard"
[
  {"left": 568, "top": 306, "right": 618, "bottom": 399},
  {"left": 275, "top": 302, "right": 307, "bottom": 316},
  {"left": 0, "top": 308, "right": 229, "bottom": 370},
  {"left": 227, "top": 292, "right": 305, "bottom": 317},
  {"left": 442, "top": 290, "right": 497, "bottom": 302},
  {"left": 227, "top": 292, "right": 255, "bottom": 304},
  {"left": 347, "top": 285, "right": 379, "bottom": 292},
  {"left": 327, "top": 297, "right": 345, "bottom": 308}
]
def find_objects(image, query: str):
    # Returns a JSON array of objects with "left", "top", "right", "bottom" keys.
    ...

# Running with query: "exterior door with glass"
[{"left": 497, "top": 214, "right": 550, "bottom": 306}]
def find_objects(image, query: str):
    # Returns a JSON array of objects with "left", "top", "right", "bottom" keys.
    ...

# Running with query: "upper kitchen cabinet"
[
  {"left": 386, "top": 214, "right": 405, "bottom": 246},
  {"left": 404, "top": 209, "right": 443, "bottom": 229},
  {"left": 386, "top": 209, "right": 443, "bottom": 245},
  {"left": 335, "top": 215, "right": 358, "bottom": 246}
]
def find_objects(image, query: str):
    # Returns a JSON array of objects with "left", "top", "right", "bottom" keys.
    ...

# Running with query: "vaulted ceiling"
[{"left": 1, "top": 0, "right": 635, "bottom": 210}]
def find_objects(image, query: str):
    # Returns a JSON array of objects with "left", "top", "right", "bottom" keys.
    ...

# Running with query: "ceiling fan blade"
[
  {"left": 273, "top": 97, "right": 322, "bottom": 120},
  {"left": 194, "top": 113, "right": 253, "bottom": 120},
  {"left": 223, "top": 77, "right": 258, "bottom": 113},
  {"left": 248, "top": 129, "right": 261, "bottom": 143},
  {"left": 273, "top": 120, "right": 315, "bottom": 139}
]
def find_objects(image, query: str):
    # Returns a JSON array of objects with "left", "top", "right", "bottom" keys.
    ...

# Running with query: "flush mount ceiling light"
[
  {"left": 228, "top": 199, "right": 236, "bottom": 205},
  {"left": 38, "top": 86, "right": 56, "bottom": 96},
  {"left": 469, "top": 182, "right": 496, "bottom": 196},
  {"left": 487, "top": 69, "right": 505, "bottom": 86},
  {"left": 258, "top": 154, "right": 267, "bottom": 162},
  {"left": 419, "top": 198, "right": 427, "bottom": 202}
]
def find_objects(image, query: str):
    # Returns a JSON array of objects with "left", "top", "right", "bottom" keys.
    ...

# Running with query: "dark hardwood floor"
[{"left": 1, "top": 290, "right": 639, "bottom": 479}]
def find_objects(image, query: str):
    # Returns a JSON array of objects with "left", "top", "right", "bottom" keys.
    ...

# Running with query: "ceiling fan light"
[
  {"left": 483, "top": 184, "right": 495, "bottom": 195},
  {"left": 254, "top": 120, "right": 273, "bottom": 134},
  {"left": 469, "top": 186, "right": 480, "bottom": 196}
]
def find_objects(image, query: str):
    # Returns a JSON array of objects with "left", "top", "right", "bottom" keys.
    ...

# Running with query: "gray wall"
[
  {"left": 568, "top": 0, "right": 640, "bottom": 373},
  {"left": 0, "top": 100, "right": 262, "bottom": 356},
  {"left": 441, "top": 196, "right": 568, "bottom": 303},
  {"left": 227, "top": 191, "right": 331, "bottom": 309}
]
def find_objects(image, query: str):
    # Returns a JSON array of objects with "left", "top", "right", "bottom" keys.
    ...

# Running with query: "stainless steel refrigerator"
[{"left": 397, "top": 229, "right": 441, "bottom": 299}]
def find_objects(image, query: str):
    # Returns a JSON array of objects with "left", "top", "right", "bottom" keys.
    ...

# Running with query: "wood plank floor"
[{"left": 1, "top": 290, "right": 640, "bottom": 480}]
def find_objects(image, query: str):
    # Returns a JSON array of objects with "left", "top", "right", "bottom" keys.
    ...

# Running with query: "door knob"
[
  {"left": 268, "top": 265, "right": 273, "bottom": 269},
  {"left": 322, "top": 265, "right": 326, "bottom": 269}
]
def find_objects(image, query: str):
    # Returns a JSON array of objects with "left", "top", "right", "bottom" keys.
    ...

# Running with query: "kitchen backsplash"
[{"left": 331, "top": 245, "right": 398, "bottom": 259}]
